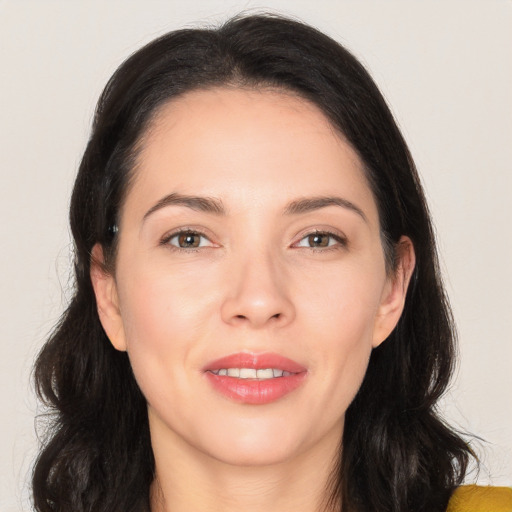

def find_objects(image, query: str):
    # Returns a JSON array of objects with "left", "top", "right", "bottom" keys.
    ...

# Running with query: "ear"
[
  {"left": 90, "top": 243, "right": 127, "bottom": 352},
  {"left": 372, "top": 236, "right": 416, "bottom": 348}
]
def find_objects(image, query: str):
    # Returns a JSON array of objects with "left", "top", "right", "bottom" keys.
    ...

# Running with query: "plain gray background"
[{"left": 1, "top": 1, "right": 511, "bottom": 510}]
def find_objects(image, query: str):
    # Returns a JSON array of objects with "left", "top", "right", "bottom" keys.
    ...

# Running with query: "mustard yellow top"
[{"left": 447, "top": 485, "right": 512, "bottom": 512}]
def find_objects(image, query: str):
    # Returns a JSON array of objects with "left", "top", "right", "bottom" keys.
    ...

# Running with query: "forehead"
[{"left": 124, "top": 86, "right": 378, "bottom": 222}]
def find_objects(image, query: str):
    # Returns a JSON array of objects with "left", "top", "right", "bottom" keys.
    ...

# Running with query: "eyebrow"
[
  {"left": 143, "top": 193, "right": 225, "bottom": 221},
  {"left": 142, "top": 192, "right": 367, "bottom": 223},
  {"left": 284, "top": 196, "right": 367, "bottom": 222}
]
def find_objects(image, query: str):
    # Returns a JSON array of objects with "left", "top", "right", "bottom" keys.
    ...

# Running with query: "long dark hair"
[{"left": 32, "top": 13, "right": 474, "bottom": 512}]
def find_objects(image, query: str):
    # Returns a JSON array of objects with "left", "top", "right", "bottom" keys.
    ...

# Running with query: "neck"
[{"left": 149, "top": 416, "right": 341, "bottom": 512}]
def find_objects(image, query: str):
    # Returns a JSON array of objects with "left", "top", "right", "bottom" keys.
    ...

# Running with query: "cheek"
[
  {"left": 299, "top": 264, "right": 384, "bottom": 402},
  {"left": 115, "top": 262, "right": 219, "bottom": 402},
  {"left": 118, "top": 256, "right": 218, "bottom": 341},
  {"left": 300, "top": 260, "right": 385, "bottom": 338}
]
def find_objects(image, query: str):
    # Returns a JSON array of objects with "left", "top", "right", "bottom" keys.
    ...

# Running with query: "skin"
[{"left": 91, "top": 87, "right": 415, "bottom": 512}]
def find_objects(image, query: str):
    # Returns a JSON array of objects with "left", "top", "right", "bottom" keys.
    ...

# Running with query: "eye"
[
  {"left": 163, "top": 230, "right": 214, "bottom": 249},
  {"left": 295, "top": 231, "right": 346, "bottom": 249}
]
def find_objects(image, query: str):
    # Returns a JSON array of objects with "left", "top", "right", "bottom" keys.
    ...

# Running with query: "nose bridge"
[{"left": 221, "top": 243, "right": 295, "bottom": 328}]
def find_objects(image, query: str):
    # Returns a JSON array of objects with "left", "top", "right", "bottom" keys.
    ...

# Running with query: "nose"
[{"left": 220, "top": 249, "right": 295, "bottom": 329}]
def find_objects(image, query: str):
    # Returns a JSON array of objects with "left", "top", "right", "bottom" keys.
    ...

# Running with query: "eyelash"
[
  {"left": 292, "top": 230, "right": 347, "bottom": 251},
  {"left": 160, "top": 229, "right": 347, "bottom": 252},
  {"left": 160, "top": 229, "right": 214, "bottom": 252}
]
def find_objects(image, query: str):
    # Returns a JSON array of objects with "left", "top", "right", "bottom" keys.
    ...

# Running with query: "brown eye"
[
  {"left": 307, "top": 233, "right": 330, "bottom": 247},
  {"left": 177, "top": 233, "right": 200, "bottom": 247},
  {"left": 295, "top": 231, "right": 346, "bottom": 249},
  {"left": 165, "top": 231, "right": 212, "bottom": 249}
]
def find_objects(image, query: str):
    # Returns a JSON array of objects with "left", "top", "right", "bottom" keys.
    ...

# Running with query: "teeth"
[
  {"left": 239, "top": 368, "right": 257, "bottom": 379},
  {"left": 212, "top": 368, "right": 293, "bottom": 379},
  {"left": 257, "top": 368, "right": 274, "bottom": 379}
]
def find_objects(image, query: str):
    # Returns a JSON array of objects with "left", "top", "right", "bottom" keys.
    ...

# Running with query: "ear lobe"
[
  {"left": 90, "top": 243, "right": 127, "bottom": 352},
  {"left": 372, "top": 236, "right": 416, "bottom": 348}
]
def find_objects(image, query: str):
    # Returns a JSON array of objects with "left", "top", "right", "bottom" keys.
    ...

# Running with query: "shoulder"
[{"left": 447, "top": 485, "right": 512, "bottom": 512}]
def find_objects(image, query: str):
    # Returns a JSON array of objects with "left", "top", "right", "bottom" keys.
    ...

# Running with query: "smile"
[
  {"left": 203, "top": 353, "right": 307, "bottom": 404},
  {"left": 208, "top": 368, "right": 294, "bottom": 379}
]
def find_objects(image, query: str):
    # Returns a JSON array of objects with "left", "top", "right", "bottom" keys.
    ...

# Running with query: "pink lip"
[{"left": 203, "top": 352, "right": 307, "bottom": 405}]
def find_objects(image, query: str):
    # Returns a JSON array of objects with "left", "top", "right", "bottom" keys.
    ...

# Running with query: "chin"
[
  {"left": 206, "top": 432, "right": 304, "bottom": 467},
  {"left": 190, "top": 414, "right": 316, "bottom": 468},
  {"left": 197, "top": 410, "right": 338, "bottom": 468}
]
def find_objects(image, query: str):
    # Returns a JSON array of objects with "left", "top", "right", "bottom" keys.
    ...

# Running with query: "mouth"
[
  {"left": 203, "top": 352, "right": 307, "bottom": 405},
  {"left": 209, "top": 368, "right": 294, "bottom": 378}
]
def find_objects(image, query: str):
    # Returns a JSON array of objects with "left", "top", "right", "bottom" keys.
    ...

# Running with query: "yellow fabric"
[{"left": 447, "top": 485, "right": 512, "bottom": 512}]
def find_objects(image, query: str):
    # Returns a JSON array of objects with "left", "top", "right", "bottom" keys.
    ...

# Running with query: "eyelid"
[
  {"left": 291, "top": 228, "right": 348, "bottom": 250},
  {"left": 158, "top": 225, "right": 347, "bottom": 251},
  {"left": 159, "top": 227, "right": 218, "bottom": 250}
]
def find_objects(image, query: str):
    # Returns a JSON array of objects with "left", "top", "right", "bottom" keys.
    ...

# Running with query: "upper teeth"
[{"left": 211, "top": 368, "right": 292, "bottom": 379}]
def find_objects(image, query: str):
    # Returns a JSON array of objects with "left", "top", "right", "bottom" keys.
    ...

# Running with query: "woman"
[{"left": 32, "top": 13, "right": 483, "bottom": 512}]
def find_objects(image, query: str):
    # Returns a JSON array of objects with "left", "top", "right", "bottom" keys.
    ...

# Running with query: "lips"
[{"left": 203, "top": 352, "right": 307, "bottom": 405}]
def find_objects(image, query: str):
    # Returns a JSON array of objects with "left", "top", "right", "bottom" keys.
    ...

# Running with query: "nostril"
[{"left": 233, "top": 313, "right": 281, "bottom": 322}]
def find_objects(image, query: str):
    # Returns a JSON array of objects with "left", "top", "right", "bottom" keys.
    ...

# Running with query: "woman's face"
[{"left": 93, "top": 87, "right": 411, "bottom": 468}]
